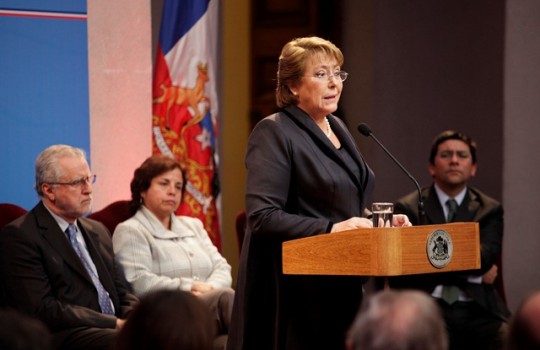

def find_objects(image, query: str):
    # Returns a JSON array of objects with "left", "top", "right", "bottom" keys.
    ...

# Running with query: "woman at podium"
[{"left": 227, "top": 36, "right": 409, "bottom": 350}]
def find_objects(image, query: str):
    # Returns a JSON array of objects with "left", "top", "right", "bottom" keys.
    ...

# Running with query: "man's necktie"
[
  {"left": 446, "top": 198, "right": 458, "bottom": 223},
  {"left": 442, "top": 198, "right": 460, "bottom": 304},
  {"left": 66, "top": 224, "right": 114, "bottom": 314}
]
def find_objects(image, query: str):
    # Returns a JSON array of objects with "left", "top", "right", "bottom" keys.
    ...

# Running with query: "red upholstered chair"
[
  {"left": 0, "top": 203, "right": 27, "bottom": 229},
  {"left": 0, "top": 203, "right": 27, "bottom": 307},
  {"left": 87, "top": 200, "right": 131, "bottom": 236},
  {"left": 235, "top": 210, "right": 247, "bottom": 255}
]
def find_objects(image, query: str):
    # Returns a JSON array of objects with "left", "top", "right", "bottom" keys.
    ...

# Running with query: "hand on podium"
[
  {"left": 392, "top": 215, "right": 413, "bottom": 227},
  {"left": 329, "top": 214, "right": 412, "bottom": 233},
  {"left": 331, "top": 217, "right": 372, "bottom": 232}
]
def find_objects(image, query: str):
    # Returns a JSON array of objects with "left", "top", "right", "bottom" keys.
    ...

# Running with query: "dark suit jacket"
[
  {"left": 390, "top": 185, "right": 510, "bottom": 321},
  {"left": 227, "top": 105, "right": 375, "bottom": 350},
  {"left": 0, "top": 201, "right": 138, "bottom": 345}
]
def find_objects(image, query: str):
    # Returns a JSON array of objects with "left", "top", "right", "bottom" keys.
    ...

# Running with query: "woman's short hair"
[
  {"left": 276, "top": 36, "right": 344, "bottom": 108},
  {"left": 129, "top": 155, "right": 186, "bottom": 215}
]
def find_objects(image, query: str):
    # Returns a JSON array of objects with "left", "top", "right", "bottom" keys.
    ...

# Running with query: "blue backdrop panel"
[
  {"left": 0, "top": 5, "right": 88, "bottom": 209},
  {"left": 0, "top": 0, "right": 85, "bottom": 13}
]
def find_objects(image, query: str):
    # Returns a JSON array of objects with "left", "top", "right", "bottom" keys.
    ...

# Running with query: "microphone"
[{"left": 358, "top": 123, "right": 425, "bottom": 225}]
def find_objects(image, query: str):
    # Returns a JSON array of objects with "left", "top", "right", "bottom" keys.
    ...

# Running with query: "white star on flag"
[{"left": 195, "top": 127, "right": 212, "bottom": 151}]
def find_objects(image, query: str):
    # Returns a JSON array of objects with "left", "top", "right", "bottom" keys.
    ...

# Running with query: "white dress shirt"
[{"left": 432, "top": 185, "right": 478, "bottom": 301}]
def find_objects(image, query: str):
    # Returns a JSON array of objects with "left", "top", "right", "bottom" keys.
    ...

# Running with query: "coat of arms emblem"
[{"left": 427, "top": 229, "right": 453, "bottom": 268}]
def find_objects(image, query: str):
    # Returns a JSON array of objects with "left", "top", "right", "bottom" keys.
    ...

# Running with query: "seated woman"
[{"left": 113, "top": 155, "right": 233, "bottom": 349}]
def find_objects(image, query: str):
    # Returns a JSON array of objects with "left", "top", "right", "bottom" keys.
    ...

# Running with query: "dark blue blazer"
[{"left": 228, "top": 105, "right": 375, "bottom": 350}]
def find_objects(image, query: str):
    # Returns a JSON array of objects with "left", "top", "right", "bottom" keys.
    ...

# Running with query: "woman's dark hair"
[
  {"left": 128, "top": 155, "right": 186, "bottom": 215},
  {"left": 115, "top": 290, "right": 215, "bottom": 350}
]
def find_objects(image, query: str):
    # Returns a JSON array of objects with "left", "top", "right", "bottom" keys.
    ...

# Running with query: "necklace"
[{"left": 324, "top": 117, "right": 332, "bottom": 138}]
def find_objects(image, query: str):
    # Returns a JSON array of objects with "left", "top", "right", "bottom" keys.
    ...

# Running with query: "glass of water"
[{"left": 372, "top": 202, "right": 394, "bottom": 227}]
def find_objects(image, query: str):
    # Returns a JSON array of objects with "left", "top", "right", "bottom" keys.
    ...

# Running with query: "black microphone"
[{"left": 358, "top": 123, "right": 425, "bottom": 225}]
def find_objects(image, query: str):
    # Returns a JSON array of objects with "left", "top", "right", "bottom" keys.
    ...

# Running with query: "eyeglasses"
[
  {"left": 48, "top": 174, "right": 97, "bottom": 188},
  {"left": 308, "top": 70, "right": 349, "bottom": 82}
]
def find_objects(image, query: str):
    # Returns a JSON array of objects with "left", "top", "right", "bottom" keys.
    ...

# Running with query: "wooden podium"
[{"left": 282, "top": 222, "right": 480, "bottom": 276}]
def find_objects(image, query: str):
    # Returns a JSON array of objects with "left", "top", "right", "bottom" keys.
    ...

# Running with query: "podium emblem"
[{"left": 427, "top": 229, "right": 453, "bottom": 268}]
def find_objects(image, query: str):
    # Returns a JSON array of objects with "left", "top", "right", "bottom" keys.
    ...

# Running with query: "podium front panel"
[{"left": 282, "top": 222, "right": 480, "bottom": 276}]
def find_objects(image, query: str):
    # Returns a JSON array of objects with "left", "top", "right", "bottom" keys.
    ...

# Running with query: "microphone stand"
[{"left": 358, "top": 124, "right": 426, "bottom": 225}]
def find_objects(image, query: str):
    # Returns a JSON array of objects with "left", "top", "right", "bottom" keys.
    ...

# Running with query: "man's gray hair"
[
  {"left": 347, "top": 289, "right": 448, "bottom": 350},
  {"left": 35, "top": 144, "right": 87, "bottom": 197}
]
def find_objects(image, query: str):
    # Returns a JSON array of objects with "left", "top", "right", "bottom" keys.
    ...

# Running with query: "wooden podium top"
[{"left": 282, "top": 222, "right": 480, "bottom": 276}]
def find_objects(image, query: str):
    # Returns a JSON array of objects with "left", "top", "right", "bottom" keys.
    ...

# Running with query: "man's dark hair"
[
  {"left": 115, "top": 289, "right": 215, "bottom": 350},
  {"left": 506, "top": 291, "right": 540, "bottom": 350},
  {"left": 429, "top": 130, "right": 477, "bottom": 165}
]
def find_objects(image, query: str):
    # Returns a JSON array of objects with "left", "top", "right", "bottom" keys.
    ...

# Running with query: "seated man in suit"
[
  {"left": 389, "top": 130, "right": 510, "bottom": 350},
  {"left": 0, "top": 144, "right": 138, "bottom": 350}
]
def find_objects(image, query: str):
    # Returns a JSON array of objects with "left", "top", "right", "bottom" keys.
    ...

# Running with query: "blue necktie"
[{"left": 66, "top": 224, "right": 114, "bottom": 314}]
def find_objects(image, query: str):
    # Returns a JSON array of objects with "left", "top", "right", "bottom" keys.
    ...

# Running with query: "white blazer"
[{"left": 112, "top": 206, "right": 232, "bottom": 296}]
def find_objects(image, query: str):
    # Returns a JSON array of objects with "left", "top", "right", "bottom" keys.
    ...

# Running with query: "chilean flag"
[{"left": 152, "top": 0, "right": 221, "bottom": 250}]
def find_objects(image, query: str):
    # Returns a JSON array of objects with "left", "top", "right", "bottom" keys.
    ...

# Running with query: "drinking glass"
[{"left": 372, "top": 202, "right": 394, "bottom": 227}]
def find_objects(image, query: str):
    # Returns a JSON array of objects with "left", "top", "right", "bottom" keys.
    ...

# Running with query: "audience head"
[
  {"left": 34, "top": 144, "right": 94, "bottom": 222},
  {"left": 115, "top": 289, "right": 215, "bottom": 350},
  {"left": 276, "top": 36, "right": 344, "bottom": 108},
  {"left": 0, "top": 309, "right": 52, "bottom": 350},
  {"left": 128, "top": 155, "right": 186, "bottom": 215},
  {"left": 506, "top": 290, "right": 540, "bottom": 350},
  {"left": 346, "top": 289, "right": 448, "bottom": 350}
]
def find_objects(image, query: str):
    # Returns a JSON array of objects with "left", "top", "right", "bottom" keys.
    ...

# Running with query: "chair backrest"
[
  {"left": 87, "top": 200, "right": 131, "bottom": 235},
  {"left": 0, "top": 203, "right": 27, "bottom": 229},
  {"left": 0, "top": 203, "right": 27, "bottom": 308},
  {"left": 494, "top": 251, "right": 507, "bottom": 304},
  {"left": 235, "top": 210, "right": 247, "bottom": 255}
]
